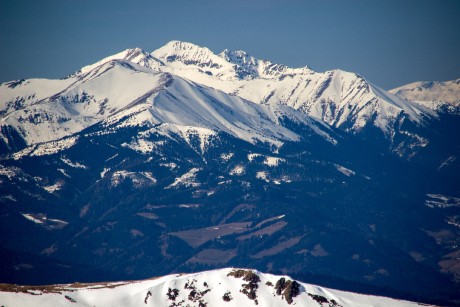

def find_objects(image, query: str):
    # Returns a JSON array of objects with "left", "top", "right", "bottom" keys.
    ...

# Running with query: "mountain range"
[{"left": 0, "top": 41, "right": 459, "bottom": 306}]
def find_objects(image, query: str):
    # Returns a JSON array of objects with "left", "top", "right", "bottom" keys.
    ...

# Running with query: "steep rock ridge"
[{"left": 0, "top": 268, "right": 435, "bottom": 307}]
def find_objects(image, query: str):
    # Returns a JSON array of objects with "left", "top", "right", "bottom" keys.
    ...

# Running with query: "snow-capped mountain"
[
  {"left": 1, "top": 40, "right": 449, "bottom": 157},
  {"left": 0, "top": 268, "right": 436, "bottom": 307},
  {"left": 153, "top": 41, "right": 430, "bottom": 137},
  {"left": 0, "top": 55, "right": 334, "bottom": 151},
  {"left": 152, "top": 41, "right": 313, "bottom": 80},
  {"left": 79, "top": 40, "right": 434, "bottom": 140},
  {"left": 1, "top": 41, "right": 459, "bottom": 306},
  {"left": 390, "top": 78, "right": 460, "bottom": 107}
]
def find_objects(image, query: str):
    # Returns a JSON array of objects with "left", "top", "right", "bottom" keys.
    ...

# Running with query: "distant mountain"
[
  {"left": 2, "top": 41, "right": 456, "bottom": 157},
  {"left": 153, "top": 41, "right": 427, "bottom": 134},
  {"left": 0, "top": 59, "right": 333, "bottom": 149},
  {"left": 390, "top": 78, "right": 460, "bottom": 107},
  {"left": 0, "top": 41, "right": 459, "bottom": 306},
  {"left": 0, "top": 268, "right": 437, "bottom": 307}
]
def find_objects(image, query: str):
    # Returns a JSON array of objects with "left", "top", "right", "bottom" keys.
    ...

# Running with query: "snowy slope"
[
  {"left": 390, "top": 78, "right": 460, "bottom": 107},
  {"left": 151, "top": 41, "right": 431, "bottom": 137},
  {"left": 1, "top": 40, "right": 454, "bottom": 156},
  {"left": 77, "top": 47, "right": 164, "bottom": 75},
  {"left": 66, "top": 40, "right": 430, "bottom": 137},
  {"left": 0, "top": 268, "right": 435, "bottom": 307},
  {"left": 0, "top": 55, "right": 334, "bottom": 151},
  {"left": 0, "top": 60, "right": 167, "bottom": 145}
]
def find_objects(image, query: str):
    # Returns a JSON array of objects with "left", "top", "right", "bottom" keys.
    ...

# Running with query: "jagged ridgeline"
[{"left": 0, "top": 41, "right": 459, "bottom": 306}]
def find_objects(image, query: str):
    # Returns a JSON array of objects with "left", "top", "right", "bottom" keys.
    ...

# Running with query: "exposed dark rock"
[
  {"left": 188, "top": 289, "right": 198, "bottom": 301},
  {"left": 308, "top": 293, "right": 329, "bottom": 304},
  {"left": 222, "top": 291, "right": 233, "bottom": 302},
  {"left": 166, "top": 288, "right": 179, "bottom": 301},
  {"left": 64, "top": 295, "right": 76, "bottom": 303},
  {"left": 144, "top": 290, "right": 152, "bottom": 304},
  {"left": 274, "top": 278, "right": 300, "bottom": 304},
  {"left": 228, "top": 269, "right": 261, "bottom": 304}
]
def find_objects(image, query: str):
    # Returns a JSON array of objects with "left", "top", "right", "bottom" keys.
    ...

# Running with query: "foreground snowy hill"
[{"left": 0, "top": 268, "right": 436, "bottom": 307}]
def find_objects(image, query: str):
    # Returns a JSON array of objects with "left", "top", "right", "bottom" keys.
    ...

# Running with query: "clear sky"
[{"left": 0, "top": 0, "right": 459, "bottom": 89}]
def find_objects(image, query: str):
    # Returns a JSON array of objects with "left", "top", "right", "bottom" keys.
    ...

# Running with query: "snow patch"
[
  {"left": 335, "top": 164, "right": 355, "bottom": 177},
  {"left": 167, "top": 168, "right": 201, "bottom": 189},
  {"left": 264, "top": 156, "right": 285, "bottom": 167},
  {"left": 229, "top": 165, "right": 245, "bottom": 176},
  {"left": 57, "top": 168, "right": 70, "bottom": 178},
  {"left": 43, "top": 181, "right": 63, "bottom": 193},
  {"left": 160, "top": 124, "right": 217, "bottom": 153},
  {"left": 111, "top": 170, "right": 156, "bottom": 188},
  {"left": 221, "top": 153, "right": 234, "bottom": 162},
  {"left": 160, "top": 162, "right": 178, "bottom": 169},
  {"left": 122, "top": 138, "right": 158, "bottom": 154},
  {"left": 61, "top": 157, "right": 87, "bottom": 169},
  {"left": 13, "top": 137, "right": 79, "bottom": 160},
  {"left": 21, "top": 214, "right": 68, "bottom": 228},
  {"left": 248, "top": 153, "right": 262, "bottom": 162},
  {"left": 22, "top": 214, "right": 43, "bottom": 224},
  {"left": 100, "top": 167, "right": 110, "bottom": 178},
  {"left": 256, "top": 171, "right": 269, "bottom": 182},
  {"left": 0, "top": 165, "right": 22, "bottom": 179},
  {"left": 425, "top": 194, "right": 460, "bottom": 208},
  {"left": 0, "top": 195, "right": 17, "bottom": 202},
  {"left": 140, "top": 171, "right": 157, "bottom": 183},
  {"left": 438, "top": 156, "right": 456, "bottom": 171}
]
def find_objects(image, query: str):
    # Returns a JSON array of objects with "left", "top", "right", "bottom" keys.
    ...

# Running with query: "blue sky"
[{"left": 0, "top": 0, "right": 459, "bottom": 89}]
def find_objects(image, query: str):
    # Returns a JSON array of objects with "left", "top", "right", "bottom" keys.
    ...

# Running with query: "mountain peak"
[
  {"left": 390, "top": 78, "right": 460, "bottom": 106},
  {"left": 151, "top": 41, "right": 314, "bottom": 81},
  {"left": 78, "top": 47, "right": 162, "bottom": 76},
  {"left": 152, "top": 40, "right": 226, "bottom": 69},
  {"left": 219, "top": 49, "right": 258, "bottom": 66},
  {"left": 161, "top": 40, "right": 207, "bottom": 51}
]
